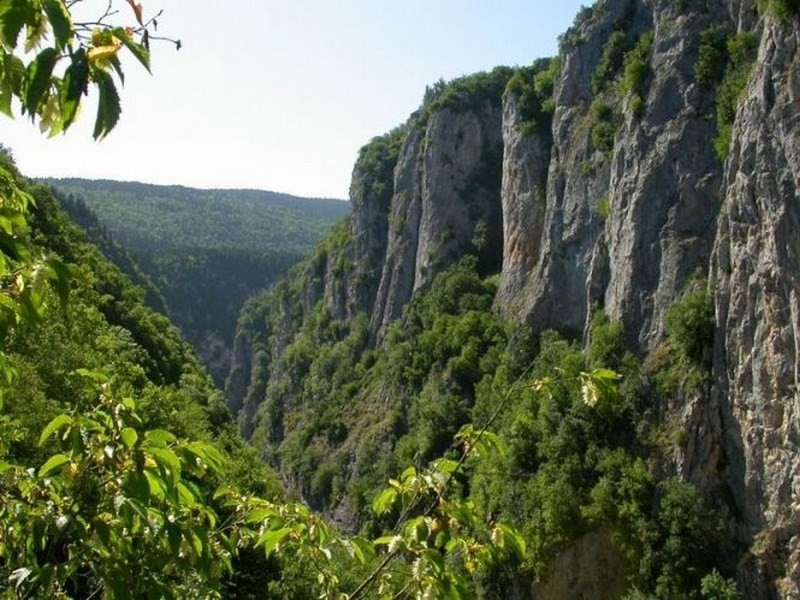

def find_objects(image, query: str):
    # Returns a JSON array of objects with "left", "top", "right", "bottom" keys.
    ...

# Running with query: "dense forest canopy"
[
  {"left": 45, "top": 179, "right": 348, "bottom": 384},
  {"left": 43, "top": 179, "right": 347, "bottom": 255}
]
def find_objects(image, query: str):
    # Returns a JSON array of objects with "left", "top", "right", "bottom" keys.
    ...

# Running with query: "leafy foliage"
[
  {"left": 695, "top": 24, "right": 734, "bottom": 89},
  {"left": 504, "top": 57, "right": 561, "bottom": 138},
  {"left": 2, "top": 375, "right": 231, "bottom": 599},
  {"left": 755, "top": 0, "right": 800, "bottom": 21},
  {"left": 352, "top": 127, "right": 405, "bottom": 202},
  {"left": 588, "top": 23, "right": 653, "bottom": 157},
  {"left": 235, "top": 214, "right": 738, "bottom": 596},
  {"left": 711, "top": 31, "right": 759, "bottom": 161},
  {"left": 590, "top": 99, "right": 617, "bottom": 155},
  {"left": 593, "top": 30, "right": 632, "bottom": 94},
  {"left": 665, "top": 283, "right": 715, "bottom": 368},
  {"left": 417, "top": 67, "right": 515, "bottom": 126},
  {"left": 0, "top": 0, "right": 170, "bottom": 139},
  {"left": 619, "top": 32, "right": 654, "bottom": 115}
]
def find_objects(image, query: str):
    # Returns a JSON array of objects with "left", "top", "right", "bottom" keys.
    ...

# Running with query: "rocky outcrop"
[
  {"left": 604, "top": 2, "right": 723, "bottom": 350},
  {"left": 497, "top": 0, "right": 723, "bottom": 350},
  {"left": 494, "top": 91, "right": 552, "bottom": 318},
  {"left": 369, "top": 128, "right": 425, "bottom": 340},
  {"left": 372, "top": 101, "right": 504, "bottom": 341},
  {"left": 711, "top": 11, "right": 800, "bottom": 597}
]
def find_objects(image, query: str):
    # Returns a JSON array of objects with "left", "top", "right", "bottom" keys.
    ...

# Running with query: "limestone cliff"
[
  {"left": 228, "top": 1, "right": 800, "bottom": 596},
  {"left": 710, "top": 9, "right": 800, "bottom": 596}
]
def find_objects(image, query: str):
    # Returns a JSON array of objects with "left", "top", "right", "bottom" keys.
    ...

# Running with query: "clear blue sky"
[{"left": 0, "top": 0, "right": 589, "bottom": 199}]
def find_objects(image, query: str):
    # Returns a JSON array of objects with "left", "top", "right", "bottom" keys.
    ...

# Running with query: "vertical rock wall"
[
  {"left": 372, "top": 102, "right": 505, "bottom": 342},
  {"left": 711, "top": 11, "right": 800, "bottom": 596}
]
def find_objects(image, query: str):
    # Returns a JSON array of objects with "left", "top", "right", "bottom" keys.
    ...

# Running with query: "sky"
[{"left": 0, "top": 0, "right": 589, "bottom": 199}]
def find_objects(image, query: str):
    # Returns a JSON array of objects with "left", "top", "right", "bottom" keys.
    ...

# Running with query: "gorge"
[{"left": 225, "top": 0, "right": 800, "bottom": 596}]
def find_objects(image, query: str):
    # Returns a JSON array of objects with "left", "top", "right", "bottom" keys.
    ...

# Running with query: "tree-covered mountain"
[
  {"left": 227, "top": 0, "right": 800, "bottom": 597},
  {"left": 45, "top": 179, "right": 348, "bottom": 384},
  {"left": 3, "top": 0, "right": 800, "bottom": 597}
]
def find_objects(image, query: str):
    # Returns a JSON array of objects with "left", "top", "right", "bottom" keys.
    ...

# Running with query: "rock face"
[
  {"left": 496, "top": 0, "right": 723, "bottom": 350},
  {"left": 369, "top": 128, "right": 424, "bottom": 341},
  {"left": 494, "top": 91, "right": 552, "bottom": 318},
  {"left": 228, "top": 1, "right": 800, "bottom": 596},
  {"left": 372, "top": 102, "right": 504, "bottom": 341},
  {"left": 710, "top": 11, "right": 800, "bottom": 597},
  {"left": 603, "top": 3, "right": 722, "bottom": 350}
]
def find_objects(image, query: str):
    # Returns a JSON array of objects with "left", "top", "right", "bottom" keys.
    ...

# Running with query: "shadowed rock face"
[{"left": 228, "top": 0, "right": 800, "bottom": 594}]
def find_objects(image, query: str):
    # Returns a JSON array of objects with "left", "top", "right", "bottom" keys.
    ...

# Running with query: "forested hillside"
[
  {"left": 0, "top": 149, "right": 299, "bottom": 597},
  {"left": 0, "top": 149, "right": 539, "bottom": 599},
  {"left": 46, "top": 179, "right": 348, "bottom": 383},
  {"left": 228, "top": 130, "right": 735, "bottom": 599}
]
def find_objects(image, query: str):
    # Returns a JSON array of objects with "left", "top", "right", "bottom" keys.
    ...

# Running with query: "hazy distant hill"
[
  {"left": 44, "top": 178, "right": 347, "bottom": 255},
  {"left": 46, "top": 178, "right": 349, "bottom": 383}
]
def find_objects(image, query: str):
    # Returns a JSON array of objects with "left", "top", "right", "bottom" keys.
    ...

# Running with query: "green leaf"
[
  {"left": 0, "top": 0, "right": 33, "bottom": 48},
  {"left": 186, "top": 441, "right": 224, "bottom": 471},
  {"left": 435, "top": 458, "right": 460, "bottom": 474},
  {"left": 177, "top": 481, "right": 197, "bottom": 506},
  {"left": 113, "top": 26, "right": 151, "bottom": 73},
  {"left": 245, "top": 507, "right": 276, "bottom": 524},
  {"left": 256, "top": 527, "right": 291, "bottom": 556},
  {"left": 149, "top": 446, "right": 181, "bottom": 484},
  {"left": 120, "top": 427, "right": 138, "bottom": 449},
  {"left": 144, "top": 428, "right": 176, "bottom": 447},
  {"left": 590, "top": 368, "right": 622, "bottom": 382},
  {"left": 0, "top": 54, "right": 25, "bottom": 117},
  {"left": 422, "top": 548, "right": 445, "bottom": 575},
  {"left": 93, "top": 518, "right": 112, "bottom": 548},
  {"left": 38, "top": 453, "right": 69, "bottom": 476},
  {"left": 497, "top": 523, "right": 527, "bottom": 557},
  {"left": 92, "top": 68, "right": 120, "bottom": 140},
  {"left": 474, "top": 431, "right": 506, "bottom": 458},
  {"left": 372, "top": 487, "right": 397, "bottom": 515},
  {"left": 123, "top": 470, "right": 150, "bottom": 502},
  {"left": 43, "top": 0, "right": 72, "bottom": 50},
  {"left": 60, "top": 48, "right": 88, "bottom": 130},
  {"left": 107, "top": 53, "right": 124, "bottom": 84},
  {"left": 212, "top": 485, "right": 235, "bottom": 501},
  {"left": 38, "top": 414, "right": 72, "bottom": 446},
  {"left": 189, "top": 529, "right": 204, "bottom": 557},
  {"left": 400, "top": 465, "right": 417, "bottom": 481},
  {"left": 24, "top": 47, "right": 57, "bottom": 116},
  {"left": 348, "top": 537, "right": 373, "bottom": 564},
  {"left": 143, "top": 469, "right": 164, "bottom": 500},
  {"left": 373, "top": 535, "right": 398, "bottom": 546}
]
